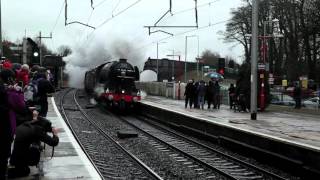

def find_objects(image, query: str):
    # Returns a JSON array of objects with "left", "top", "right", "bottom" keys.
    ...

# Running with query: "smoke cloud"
[
  {"left": 109, "top": 38, "right": 145, "bottom": 71},
  {"left": 140, "top": 70, "right": 157, "bottom": 82},
  {"left": 63, "top": 36, "right": 145, "bottom": 88},
  {"left": 63, "top": 40, "right": 111, "bottom": 88}
]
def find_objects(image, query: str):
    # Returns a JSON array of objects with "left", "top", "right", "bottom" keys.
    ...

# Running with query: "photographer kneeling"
[{"left": 8, "top": 110, "right": 59, "bottom": 178}]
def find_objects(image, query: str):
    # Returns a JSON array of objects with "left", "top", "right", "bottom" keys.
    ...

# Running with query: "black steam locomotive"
[{"left": 84, "top": 59, "right": 141, "bottom": 109}]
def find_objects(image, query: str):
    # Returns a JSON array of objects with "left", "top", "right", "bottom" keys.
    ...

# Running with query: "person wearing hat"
[
  {"left": 16, "top": 64, "right": 30, "bottom": 87},
  {"left": 33, "top": 69, "right": 55, "bottom": 117},
  {"left": 0, "top": 69, "right": 25, "bottom": 179},
  {"left": 184, "top": 80, "right": 195, "bottom": 108},
  {"left": 2, "top": 59, "right": 12, "bottom": 70},
  {"left": 0, "top": 78, "right": 11, "bottom": 179}
]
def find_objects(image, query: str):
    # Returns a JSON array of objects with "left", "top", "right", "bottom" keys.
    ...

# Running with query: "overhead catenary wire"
[
  {"left": 127, "top": 19, "right": 230, "bottom": 56},
  {"left": 91, "top": 0, "right": 94, "bottom": 9},
  {"left": 64, "top": 0, "right": 96, "bottom": 29},
  {"left": 80, "top": 0, "right": 225, "bottom": 53},
  {"left": 87, "top": 9, "right": 94, "bottom": 25},
  {"left": 160, "top": 0, "right": 220, "bottom": 24},
  {"left": 85, "top": 0, "right": 115, "bottom": 38},
  {"left": 96, "top": 0, "right": 142, "bottom": 29},
  {"left": 92, "top": 0, "right": 108, "bottom": 9},
  {"left": 145, "top": 0, "right": 199, "bottom": 36},
  {"left": 50, "top": 0, "right": 65, "bottom": 52},
  {"left": 80, "top": 0, "right": 143, "bottom": 46},
  {"left": 127, "top": 0, "right": 220, "bottom": 49},
  {"left": 85, "top": 0, "right": 142, "bottom": 39},
  {"left": 112, "top": 0, "right": 122, "bottom": 17},
  {"left": 51, "top": 0, "right": 65, "bottom": 33}
]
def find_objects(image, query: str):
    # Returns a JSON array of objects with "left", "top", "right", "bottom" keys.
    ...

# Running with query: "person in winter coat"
[
  {"left": 213, "top": 81, "right": 221, "bottom": 109},
  {"left": 2, "top": 59, "right": 12, "bottom": 70},
  {"left": 34, "top": 70, "right": 55, "bottom": 117},
  {"left": 16, "top": 64, "right": 30, "bottom": 87},
  {"left": 0, "top": 82, "right": 11, "bottom": 180},
  {"left": 235, "top": 84, "right": 249, "bottom": 112},
  {"left": 184, "top": 80, "right": 194, "bottom": 108},
  {"left": 197, "top": 80, "right": 206, "bottom": 109},
  {"left": 206, "top": 80, "right": 214, "bottom": 109},
  {"left": 293, "top": 83, "right": 302, "bottom": 109},
  {"left": 8, "top": 110, "right": 59, "bottom": 178},
  {"left": 0, "top": 69, "right": 25, "bottom": 179},
  {"left": 228, "top": 84, "right": 236, "bottom": 109},
  {"left": 193, "top": 81, "right": 199, "bottom": 108}
]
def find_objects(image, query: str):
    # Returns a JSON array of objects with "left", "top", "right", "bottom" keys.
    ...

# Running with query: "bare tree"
[
  {"left": 57, "top": 45, "right": 72, "bottom": 57},
  {"left": 200, "top": 49, "right": 221, "bottom": 67},
  {"left": 223, "top": 0, "right": 320, "bottom": 82}
]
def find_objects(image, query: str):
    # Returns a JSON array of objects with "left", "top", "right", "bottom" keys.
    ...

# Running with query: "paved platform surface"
[
  {"left": 10, "top": 97, "right": 101, "bottom": 180},
  {"left": 142, "top": 95, "right": 320, "bottom": 150}
]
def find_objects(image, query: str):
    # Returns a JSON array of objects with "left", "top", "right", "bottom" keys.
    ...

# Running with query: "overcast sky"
[{"left": 2, "top": 0, "right": 244, "bottom": 64}]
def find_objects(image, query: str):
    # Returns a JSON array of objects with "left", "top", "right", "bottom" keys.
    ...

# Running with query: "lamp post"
[
  {"left": 156, "top": 41, "right": 167, "bottom": 81},
  {"left": 247, "top": 4, "right": 283, "bottom": 119},
  {"left": 250, "top": 0, "right": 259, "bottom": 120},
  {"left": 167, "top": 50, "right": 180, "bottom": 82},
  {"left": 184, "top": 35, "right": 198, "bottom": 82},
  {"left": 195, "top": 36, "right": 200, "bottom": 79},
  {"left": 259, "top": 18, "right": 283, "bottom": 111},
  {"left": 271, "top": 18, "right": 283, "bottom": 75}
]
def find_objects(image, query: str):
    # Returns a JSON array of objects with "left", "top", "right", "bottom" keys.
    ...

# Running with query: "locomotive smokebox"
[{"left": 119, "top": 58, "right": 127, "bottom": 63}]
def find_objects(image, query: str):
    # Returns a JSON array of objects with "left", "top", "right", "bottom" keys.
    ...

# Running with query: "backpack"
[{"left": 24, "top": 79, "right": 42, "bottom": 103}]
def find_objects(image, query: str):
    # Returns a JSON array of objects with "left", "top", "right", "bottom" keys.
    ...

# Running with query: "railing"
[
  {"left": 270, "top": 90, "right": 319, "bottom": 110},
  {"left": 135, "top": 81, "right": 229, "bottom": 105}
]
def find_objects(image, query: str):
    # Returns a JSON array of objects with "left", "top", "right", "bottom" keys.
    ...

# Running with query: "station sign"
[
  {"left": 166, "top": 82, "right": 174, "bottom": 88},
  {"left": 265, "top": 63, "right": 270, "bottom": 71},
  {"left": 258, "top": 63, "right": 266, "bottom": 70},
  {"left": 301, "top": 79, "right": 308, "bottom": 89},
  {"left": 268, "top": 77, "right": 274, "bottom": 85},
  {"left": 282, "top": 79, "right": 288, "bottom": 87},
  {"left": 260, "top": 74, "right": 264, "bottom": 78}
]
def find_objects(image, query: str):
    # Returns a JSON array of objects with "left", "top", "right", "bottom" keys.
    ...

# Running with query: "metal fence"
[
  {"left": 136, "top": 81, "right": 230, "bottom": 105},
  {"left": 136, "top": 81, "right": 320, "bottom": 110},
  {"left": 270, "top": 90, "right": 320, "bottom": 109}
]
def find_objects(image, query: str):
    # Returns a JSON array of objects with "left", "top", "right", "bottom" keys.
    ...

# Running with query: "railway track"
[
  {"left": 98, "top": 110, "right": 288, "bottom": 180},
  {"left": 79, "top": 95, "right": 228, "bottom": 179},
  {"left": 59, "top": 88, "right": 162, "bottom": 180},
  {"left": 58, "top": 88, "right": 291, "bottom": 179}
]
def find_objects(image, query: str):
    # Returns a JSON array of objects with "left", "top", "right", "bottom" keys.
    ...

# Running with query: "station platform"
[
  {"left": 142, "top": 95, "right": 320, "bottom": 150},
  {"left": 10, "top": 97, "right": 101, "bottom": 180}
]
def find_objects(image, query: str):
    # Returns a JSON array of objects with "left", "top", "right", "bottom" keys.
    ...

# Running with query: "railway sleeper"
[
  {"left": 205, "top": 175, "right": 217, "bottom": 179},
  {"left": 230, "top": 171, "right": 256, "bottom": 176}
]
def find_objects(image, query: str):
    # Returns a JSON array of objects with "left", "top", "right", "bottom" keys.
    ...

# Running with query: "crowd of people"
[
  {"left": 0, "top": 59, "right": 59, "bottom": 179},
  {"left": 184, "top": 79, "right": 250, "bottom": 112}
]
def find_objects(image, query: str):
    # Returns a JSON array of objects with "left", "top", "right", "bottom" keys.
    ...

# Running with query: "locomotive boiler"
[{"left": 84, "top": 58, "right": 141, "bottom": 109}]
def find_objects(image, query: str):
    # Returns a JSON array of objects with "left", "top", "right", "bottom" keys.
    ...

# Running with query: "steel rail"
[
  {"left": 138, "top": 115, "right": 288, "bottom": 180},
  {"left": 72, "top": 90, "right": 163, "bottom": 180},
  {"left": 59, "top": 88, "right": 105, "bottom": 180},
  {"left": 102, "top": 110, "right": 237, "bottom": 180}
]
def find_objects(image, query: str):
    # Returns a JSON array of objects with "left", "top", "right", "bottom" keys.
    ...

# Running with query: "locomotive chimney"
[{"left": 119, "top": 58, "right": 127, "bottom": 63}]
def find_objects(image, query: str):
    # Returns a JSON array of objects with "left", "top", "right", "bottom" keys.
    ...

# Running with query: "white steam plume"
[
  {"left": 63, "top": 41, "right": 111, "bottom": 88},
  {"left": 63, "top": 37, "right": 145, "bottom": 88},
  {"left": 109, "top": 38, "right": 145, "bottom": 72},
  {"left": 140, "top": 70, "right": 157, "bottom": 82}
]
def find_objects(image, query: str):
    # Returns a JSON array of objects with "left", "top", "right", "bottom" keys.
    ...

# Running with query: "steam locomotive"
[{"left": 84, "top": 59, "right": 141, "bottom": 109}]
